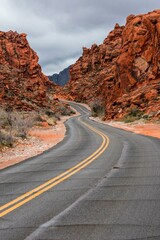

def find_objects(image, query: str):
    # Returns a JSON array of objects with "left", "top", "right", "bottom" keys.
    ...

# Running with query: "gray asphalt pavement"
[{"left": 0, "top": 103, "right": 160, "bottom": 240}]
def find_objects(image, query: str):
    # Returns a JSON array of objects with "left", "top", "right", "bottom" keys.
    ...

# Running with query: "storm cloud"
[{"left": 0, "top": 0, "right": 159, "bottom": 75}]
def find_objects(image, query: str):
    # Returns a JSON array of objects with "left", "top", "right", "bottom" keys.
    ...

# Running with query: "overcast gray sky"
[{"left": 0, "top": 0, "right": 159, "bottom": 75}]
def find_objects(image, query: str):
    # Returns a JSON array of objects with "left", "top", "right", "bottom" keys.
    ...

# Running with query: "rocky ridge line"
[{"left": 65, "top": 10, "right": 160, "bottom": 120}]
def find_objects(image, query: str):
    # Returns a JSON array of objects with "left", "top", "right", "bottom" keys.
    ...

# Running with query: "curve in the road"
[{"left": 0, "top": 117, "right": 109, "bottom": 218}]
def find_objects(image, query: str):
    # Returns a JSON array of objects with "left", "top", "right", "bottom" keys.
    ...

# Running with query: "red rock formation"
[
  {"left": 66, "top": 10, "right": 160, "bottom": 120},
  {"left": 0, "top": 30, "right": 60, "bottom": 112}
]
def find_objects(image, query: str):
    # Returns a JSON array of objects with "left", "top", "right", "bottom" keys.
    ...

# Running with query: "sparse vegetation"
[
  {"left": 0, "top": 108, "right": 54, "bottom": 150},
  {"left": 123, "top": 108, "right": 144, "bottom": 123},
  {"left": 90, "top": 99, "right": 105, "bottom": 118},
  {"left": 0, "top": 108, "right": 38, "bottom": 149},
  {"left": 0, "top": 103, "right": 75, "bottom": 151},
  {"left": 58, "top": 106, "right": 75, "bottom": 116}
]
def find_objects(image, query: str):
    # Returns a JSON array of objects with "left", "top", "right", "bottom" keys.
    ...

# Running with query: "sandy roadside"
[
  {"left": 90, "top": 117, "right": 160, "bottom": 139},
  {"left": 0, "top": 110, "right": 79, "bottom": 170},
  {"left": 79, "top": 102, "right": 160, "bottom": 139}
]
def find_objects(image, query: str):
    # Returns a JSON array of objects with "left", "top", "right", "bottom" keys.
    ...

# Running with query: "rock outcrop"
[
  {"left": 66, "top": 10, "right": 160, "bottom": 120},
  {"left": 0, "top": 30, "right": 61, "bottom": 112}
]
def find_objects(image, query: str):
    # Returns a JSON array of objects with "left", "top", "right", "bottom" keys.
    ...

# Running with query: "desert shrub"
[
  {"left": 0, "top": 104, "right": 75, "bottom": 150},
  {"left": 12, "top": 111, "right": 37, "bottom": 138},
  {"left": 0, "top": 107, "right": 14, "bottom": 148},
  {"left": 90, "top": 99, "right": 105, "bottom": 118},
  {"left": 0, "top": 108, "right": 9, "bottom": 128},
  {"left": 142, "top": 114, "right": 150, "bottom": 120},
  {"left": 45, "top": 116, "right": 57, "bottom": 126},
  {"left": 58, "top": 106, "right": 75, "bottom": 116},
  {"left": 45, "top": 110, "right": 55, "bottom": 117},
  {"left": 0, "top": 131, "right": 14, "bottom": 147},
  {"left": 0, "top": 108, "right": 37, "bottom": 146},
  {"left": 34, "top": 111, "right": 57, "bottom": 127},
  {"left": 33, "top": 113, "right": 44, "bottom": 122},
  {"left": 123, "top": 108, "right": 144, "bottom": 123}
]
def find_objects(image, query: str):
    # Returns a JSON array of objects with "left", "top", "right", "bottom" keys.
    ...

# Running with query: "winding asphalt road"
[{"left": 0, "top": 103, "right": 160, "bottom": 240}]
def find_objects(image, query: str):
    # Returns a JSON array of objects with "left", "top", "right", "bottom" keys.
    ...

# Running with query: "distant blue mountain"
[{"left": 48, "top": 66, "right": 70, "bottom": 86}]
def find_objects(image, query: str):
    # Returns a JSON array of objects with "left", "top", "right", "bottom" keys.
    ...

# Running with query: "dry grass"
[
  {"left": 0, "top": 103, "right": 75, "bottom": 152},
  {"left": 0, "top": 108, "right": 59, "bottom": 151}
]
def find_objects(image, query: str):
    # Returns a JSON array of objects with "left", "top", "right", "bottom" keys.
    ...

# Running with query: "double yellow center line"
[{"left": 0, "top": 119, "right": 109, "bottom": 217}]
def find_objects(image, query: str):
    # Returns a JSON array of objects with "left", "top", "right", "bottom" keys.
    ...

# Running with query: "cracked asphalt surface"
[{"left": 0, "top": 103, "right": 160, "bottom": 240}]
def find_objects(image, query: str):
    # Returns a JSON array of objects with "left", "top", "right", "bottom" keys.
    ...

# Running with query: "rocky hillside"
[
  {"left": 66, "top": 10, "right": 160, "bottom": 120},
  {"left": 48, "top": 66, "right": 70, "bottom": 86},
  {"left": 0, "top": 30, "right": 69, "bottom": 113}
]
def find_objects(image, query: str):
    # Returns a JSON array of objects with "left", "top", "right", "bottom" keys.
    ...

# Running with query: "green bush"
[{"left": 123, "top": 108, "right": 144, "bottom": 123}]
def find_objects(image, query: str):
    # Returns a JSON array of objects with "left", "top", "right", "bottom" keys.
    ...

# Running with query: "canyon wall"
[
  {"left": 68, "top": 10, "right": 160, "bottom": 120},
  {"left": 0, "top": 30, "right": 57, "bottom": 111}
]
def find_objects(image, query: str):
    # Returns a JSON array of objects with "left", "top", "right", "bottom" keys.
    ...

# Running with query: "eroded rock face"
[
  {"left": 0, "top": 31, "right": 57, "bottom": 111},
  {"left": 67, "top": 10, "right": 160, "bottom": 120}
]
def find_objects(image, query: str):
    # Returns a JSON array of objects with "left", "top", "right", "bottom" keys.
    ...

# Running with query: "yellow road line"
[
  {"left": 0, "top": 118, "right": 109, "bottom": 217},
  {"left": 0, "top": 124, "right": 105, "bottom": 212},
  {"left": 0, "top": 118, "right": 103, "bottom": 212}
]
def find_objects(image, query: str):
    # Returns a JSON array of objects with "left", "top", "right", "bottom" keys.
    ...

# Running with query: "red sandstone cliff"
[
  {"left": 0, "top": 31, "right": 60, "bottom": 112},
  {"left": 67, "top": 10, "right": 160, "bottom": 120}
]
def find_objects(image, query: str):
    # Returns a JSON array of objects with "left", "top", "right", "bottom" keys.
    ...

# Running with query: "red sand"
[{"left": 106, "top": 122, "right": 160, "bottom": 139}]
